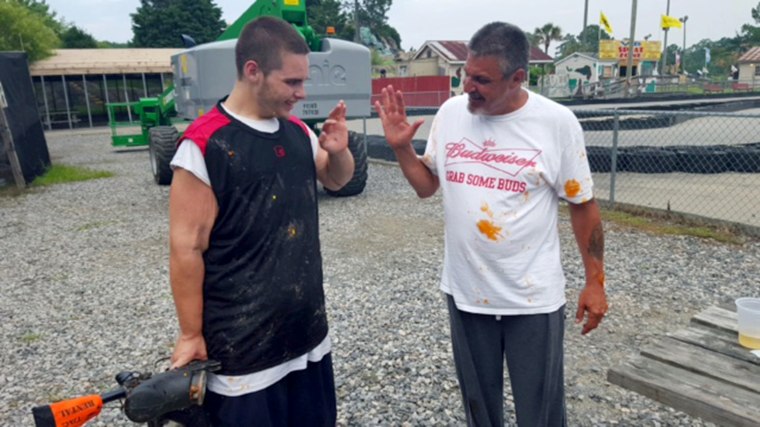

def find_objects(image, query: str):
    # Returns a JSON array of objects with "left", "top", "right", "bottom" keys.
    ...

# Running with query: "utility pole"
[
  {"left": 680, "top": 15, "right": 688, "bottom": 74},
  {"left": 354, "top": 0, "right": 361, "bottom": 43},
  {"left": 661, "top": 0, "right": 671, "bottom": 75},
  {"left": 583, "top": 0, "right": 589, "bottom": 31},
  {"left": 583, "top": 0, "right": 589, "bottom": 44},
  {"left": 625, "top": 0, "right": 638, "bottom": 97}
]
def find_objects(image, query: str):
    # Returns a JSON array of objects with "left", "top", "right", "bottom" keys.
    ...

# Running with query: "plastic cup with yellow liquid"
[{"left": 736, "top": 297, "right": 760, "bottom": 349}]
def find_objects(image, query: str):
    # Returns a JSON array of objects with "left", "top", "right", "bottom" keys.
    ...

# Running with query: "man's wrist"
[
  {"left": 585, "top": 271, "right": 606, "bottom": 288},
  {"left": 179, "top": 330, "right": 203, "bottom": 340},
  {"left": 327, "top": 146, "right": 351, "bottom": 157}
]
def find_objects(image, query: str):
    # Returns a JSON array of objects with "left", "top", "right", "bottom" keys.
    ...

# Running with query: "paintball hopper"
[{"left": 124, "top": 359, "right": 221, "bottom": 422}]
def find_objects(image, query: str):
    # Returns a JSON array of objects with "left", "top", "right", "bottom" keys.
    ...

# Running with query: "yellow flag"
[
  {"left": 661, "top": 14, "right": 683, "bottom": 29},
  {"left": 600, "top": 12, "right": 613, "bottom": 35}
]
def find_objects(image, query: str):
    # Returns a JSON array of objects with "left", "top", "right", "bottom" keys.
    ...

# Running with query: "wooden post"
[{"left": 0, "top": 82, "right": 26, "bottom": 189}]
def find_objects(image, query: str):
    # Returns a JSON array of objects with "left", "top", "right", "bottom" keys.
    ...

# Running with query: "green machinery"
[
  {"left": 107, "top": 84, "right": 175, "bottom": 148},
  {"left": 107, "top": 0, "right": 371, "bottom": 196}
]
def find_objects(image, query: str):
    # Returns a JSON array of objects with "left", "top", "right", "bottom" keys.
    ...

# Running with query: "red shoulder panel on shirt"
[
  {"left": 178, "top": 107, "right": 231, "bottom": 156},
  {"left": 288, "top": 115, "right": 310, "bottom": 139}
]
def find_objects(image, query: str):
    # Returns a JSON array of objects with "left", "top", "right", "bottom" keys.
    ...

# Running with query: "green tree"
[
  {"left": 97, "top": 40, "right": 130, "bottom": 48},
  {"left": 737, "top": 2, "right": 760, "bottom": 50},
  {"left": 0, "top": 1, "right": 59, "bottom": 61},
  {"left": 306, "top": 0, "right": 352, "bottom": 39},
  {"left": 683, "top": 38, "right": 739, "bottom": 78},
  {"left": 556, "top": 25, "right": 611, "bottom": 58},
  {"left": 61, "top": 25, "right": 98, "bottom": 48},
  {"left": 376, "top": 24, "right": 400, "bottom": 50},
  {"left": 534, "top": 23, "right": 562, "bottom": 55},
  {"left": 131, "top": 0, "right": 226, "bottom": 47},
  {"left": 352, "top": 0, "right": 401, "bottom": 50},
  {"left": 662, "top": 43, "right": 680, "bottom": 74},
  {"left": 356, "top": 0, "right": 392, "bottom": 35},
  {"left": 307, "top": 0, "right": 402, "bottom": 50},
  {"left": 525, "top": 31, "right": 541, "bottom": 50},
  {"left": 14, "top": 0, "right": 65, "bottom": 36}
]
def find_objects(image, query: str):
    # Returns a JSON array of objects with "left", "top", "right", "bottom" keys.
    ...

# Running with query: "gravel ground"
[{"left": 2, "top": 129, "right": 759, "bottom": 426}]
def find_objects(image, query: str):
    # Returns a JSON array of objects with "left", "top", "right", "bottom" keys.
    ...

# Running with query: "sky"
[{"left": 44, "top": 0, "right": 759, "bottom": 53}]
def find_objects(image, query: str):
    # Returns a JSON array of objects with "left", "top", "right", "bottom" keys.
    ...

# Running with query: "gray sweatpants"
[{"left": 446, "top": 294, "right": 566, "bottom": 427}]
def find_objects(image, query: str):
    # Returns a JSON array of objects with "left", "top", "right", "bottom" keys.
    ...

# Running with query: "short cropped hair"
[
  {"left": 235, "top": 16, "right": 310, "bottom": 78},
  {"left": 468, "top": 22, "right": 530, "bottom": 79}
]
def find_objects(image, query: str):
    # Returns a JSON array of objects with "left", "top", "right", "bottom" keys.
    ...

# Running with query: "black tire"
[
  {"left": 586, "top": 146, "right": 611, "bottom": 173},
  {"left": 622, "top": 149, "right": 677, "bottom": 173},
  {"left": 149, "top": 126, "right": 178, "bottom": 185},
  {"left": 674, "top": 147, "right": 729, "bottom": 174},
  {"left": 324, "top": 130, "right": 368, "bottom": 197},
  {"left": 725, "top": 146, "right": 760, "bottom": 173}
]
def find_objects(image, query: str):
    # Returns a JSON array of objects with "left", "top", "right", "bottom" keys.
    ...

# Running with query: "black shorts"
[{"left": 204, "top": 354, "right": 336, "bottom": 427}]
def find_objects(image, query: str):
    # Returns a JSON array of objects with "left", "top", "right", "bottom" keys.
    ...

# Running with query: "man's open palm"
[
  {"left": 374, "top": 85, "right": 424, "bottom": 149},
  {"left": 319, "top": 101, "right": 348, "bottom": 154}
]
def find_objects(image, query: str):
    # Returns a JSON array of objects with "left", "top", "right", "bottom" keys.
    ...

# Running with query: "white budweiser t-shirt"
[{"left": 423, "top": 91, "right": 594, "bottom": 315}]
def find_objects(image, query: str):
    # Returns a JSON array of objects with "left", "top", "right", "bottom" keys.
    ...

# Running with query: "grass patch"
[
  {"left": 21, "top": 332, "right": 42, "bottom": 343},
  {"left": 600, "top": 208, "right": 746, "bottom": 245},
  {"left": 558, "top": 203, "right": 748, "bottom": 245},
  {"left": 0, "top": 185, "right": 25, "bottom": 197},
  {"left": 32, "top": 164, "right": 113, "bottom": 187},
  {"left": 75, "top": 221, "right": 113, "bottom": 232}
]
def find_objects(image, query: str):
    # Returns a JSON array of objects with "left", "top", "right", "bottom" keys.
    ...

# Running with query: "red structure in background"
[{"left": 371, "top": 76, "right": 451, "bottom": 108}]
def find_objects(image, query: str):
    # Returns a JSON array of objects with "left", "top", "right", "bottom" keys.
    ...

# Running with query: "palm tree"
[
  {"left": 534, "top": 23, "right": 563, "bottom": 55},
  {"left": 525, "top": 31, "right": 541, "bottom": 50}
]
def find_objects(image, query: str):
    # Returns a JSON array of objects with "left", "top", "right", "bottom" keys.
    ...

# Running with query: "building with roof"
[
  {"left": 397, "top": 40, "right": 553, "bottom": 95},
  {"left": 29, "top": 48, "right": 180, "bottom": 130},
  {"left": 737, "top": 47, "right": 760, "bottom": 88},
  {"left": 550, "top": 52, "right": 619, "bottom": 98}
]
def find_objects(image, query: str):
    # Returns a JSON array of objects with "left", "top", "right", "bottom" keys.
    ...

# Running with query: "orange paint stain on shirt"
[
  {"left": 480, "top": 202, "right": 494, "bottom": 218},
  {"left": 477, "top": 220, "right": 502, "bottom": 241},
  {"left": 565, "top": 179, "right": 581, "bottom": 198}
]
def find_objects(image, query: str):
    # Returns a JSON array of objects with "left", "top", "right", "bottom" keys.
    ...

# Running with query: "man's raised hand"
[
  {"left": 374, "top": 85, "right": 424, "bottom": 149},
  {"left": 319, "top": 100, "right": 349, "bottom": 154}
]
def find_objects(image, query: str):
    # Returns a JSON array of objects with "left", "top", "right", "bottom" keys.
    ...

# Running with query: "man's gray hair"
[{"left": 468, "top": 22, "right": 530, "bottom": 79}]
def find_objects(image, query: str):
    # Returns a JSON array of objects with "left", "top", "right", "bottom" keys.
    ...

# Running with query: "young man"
[
  {"left": 375, "top": 22, "right": 608, "bottom": 426},
  {"left": 168, "top": 16, "right": 354, "bottom": 426}
]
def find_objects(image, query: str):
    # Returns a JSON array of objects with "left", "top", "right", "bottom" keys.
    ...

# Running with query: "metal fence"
[
  {"left": 576, "top": 109, "right": 760, "bottom": 234},
  {"left": 370, "top": 90, "right": 451, "bottom": 109},
  {"left": 535, "top": 76, "right": 759, "bottom": 101}
]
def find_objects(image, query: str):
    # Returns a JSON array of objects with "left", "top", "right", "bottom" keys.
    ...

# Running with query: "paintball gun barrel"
[{"left": 32, "top": 359, "right": 221, "bottom": 427}]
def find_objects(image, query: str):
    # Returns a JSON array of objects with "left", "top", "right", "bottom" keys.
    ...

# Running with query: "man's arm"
[
  {"left": 568, "top": 199, "right": 608, "bottom": 335},
  {"left": 375, "top": 85, "right": 439, "bottom": 198},
  {"left": 168, "top": 168, "right": 218, "bottom": 368},
  {"left": 315, "top": 101, "right": 354, "bottom": 190}
]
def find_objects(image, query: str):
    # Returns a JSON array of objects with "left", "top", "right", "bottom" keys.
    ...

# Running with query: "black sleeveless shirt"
[{"left": 179, "top": 102, "right": 327, "bottom": 375}]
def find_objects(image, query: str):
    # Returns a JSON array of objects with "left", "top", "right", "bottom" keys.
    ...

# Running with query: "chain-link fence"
[
  {"left": 535, "top": 76, "right": 758, "bottom": 101},
  {"left": 577, "top": 109, "right": 760, "bottom": 234}
]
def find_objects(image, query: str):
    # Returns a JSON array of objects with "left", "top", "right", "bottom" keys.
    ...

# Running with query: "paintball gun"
[{"left": 32, "top": 359, "right": 221, "bottom": 427}]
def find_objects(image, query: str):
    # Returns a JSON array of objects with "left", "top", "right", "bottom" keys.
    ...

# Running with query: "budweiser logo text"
[{"left": 445, "top": 143, "right": 538, "bottom": 167}]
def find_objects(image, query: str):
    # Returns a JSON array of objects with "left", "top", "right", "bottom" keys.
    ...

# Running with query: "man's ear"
[
  {"left": 512, "top": 68, "right": 527, "bottom": 85},
  {"left": 243, "top": 60, "right": 262, "bottom": 82}
]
